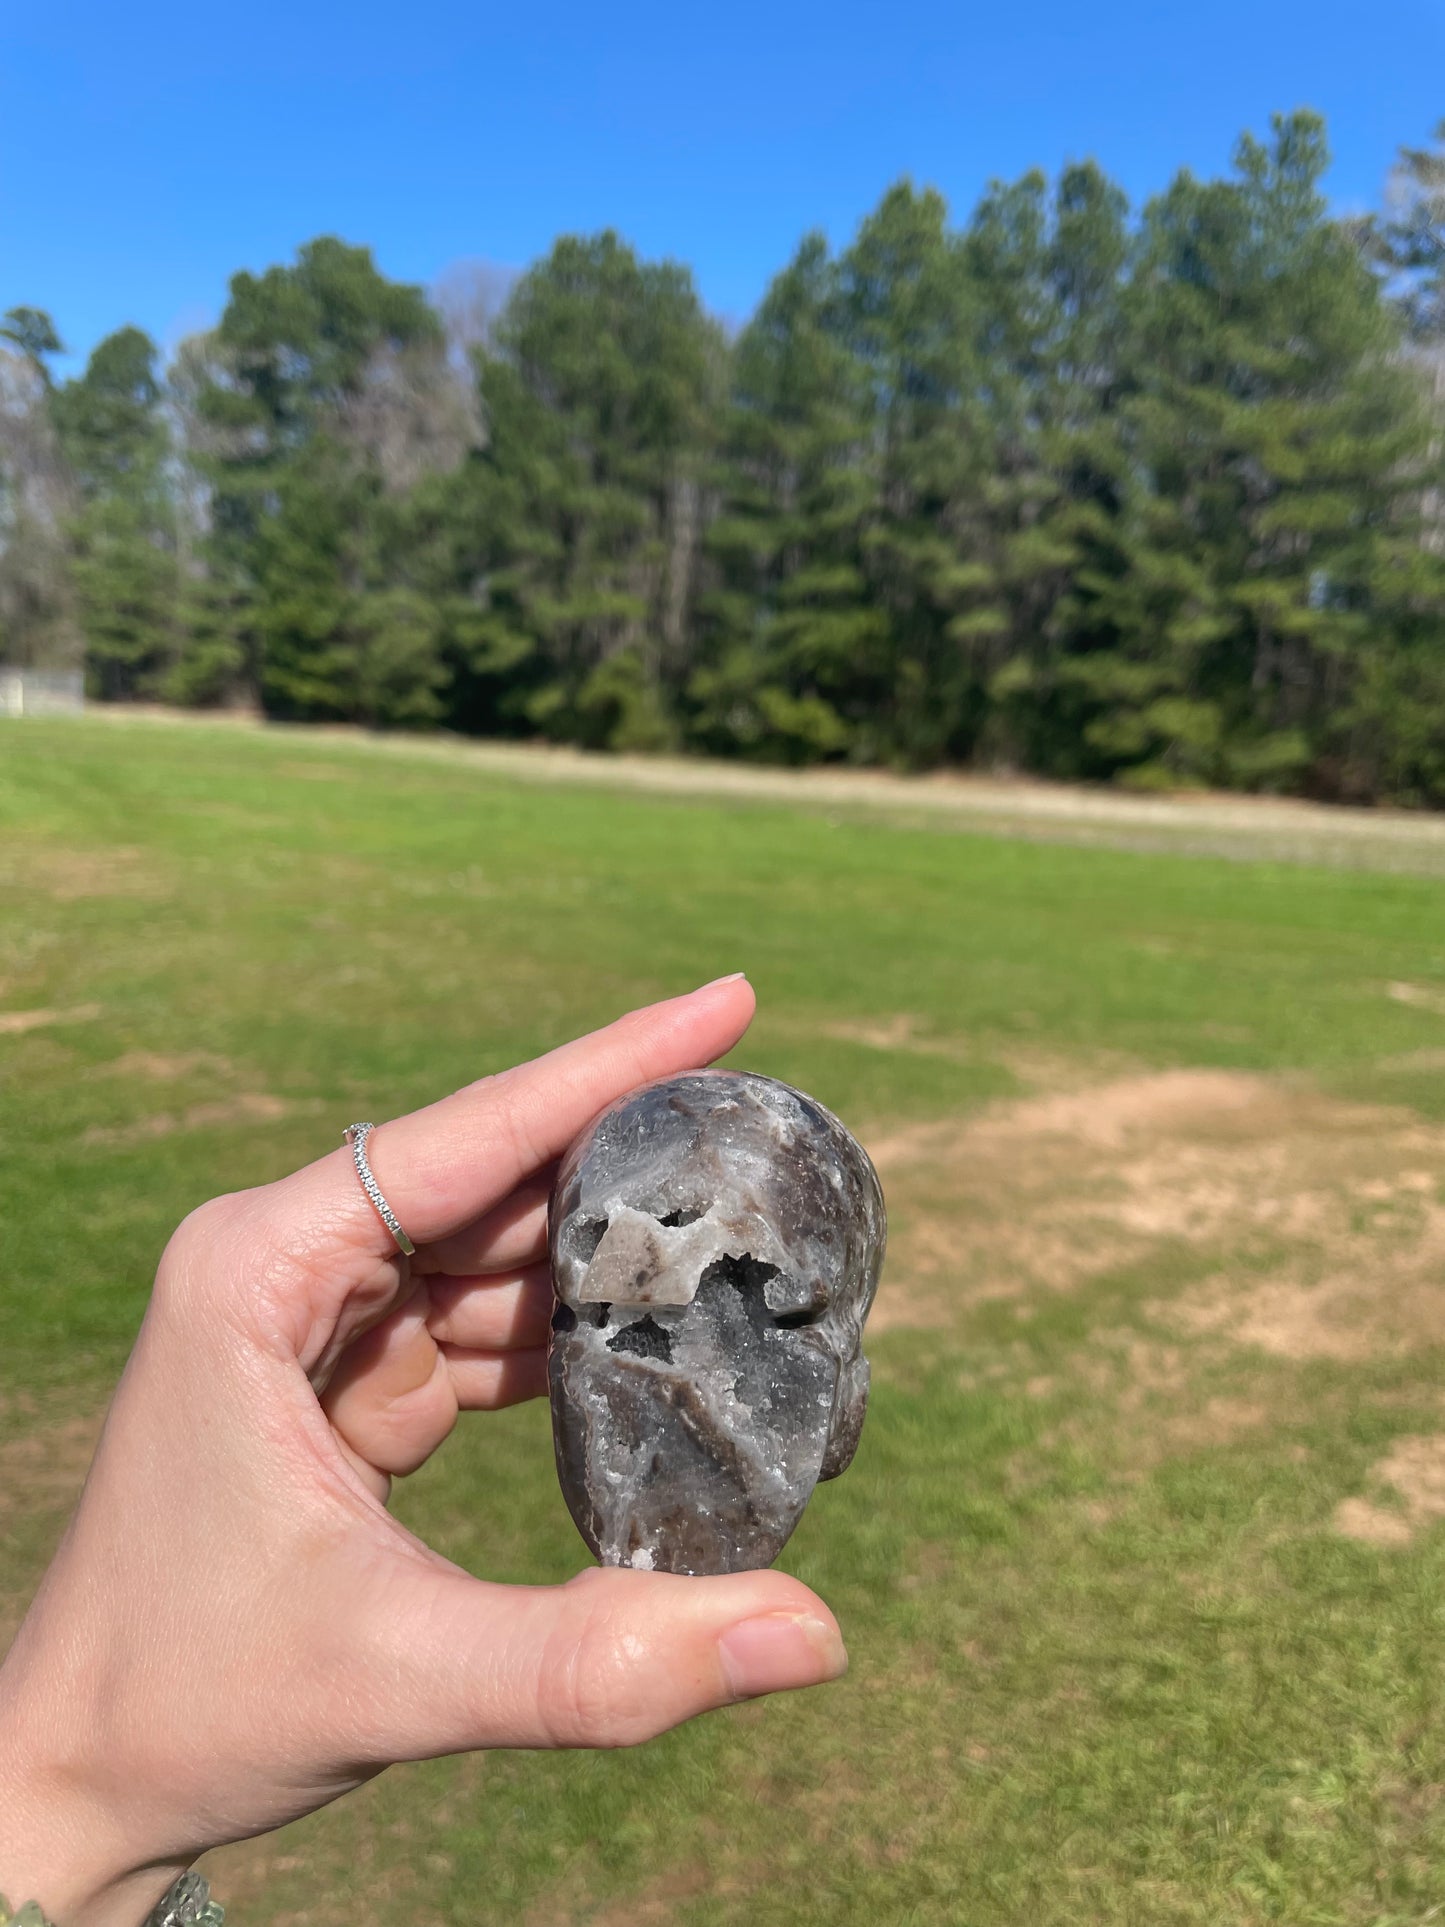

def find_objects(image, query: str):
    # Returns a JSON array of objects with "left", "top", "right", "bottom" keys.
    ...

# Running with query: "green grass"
[{"left": 5, "top": 716, "right": 1445, "bottom": 1924}]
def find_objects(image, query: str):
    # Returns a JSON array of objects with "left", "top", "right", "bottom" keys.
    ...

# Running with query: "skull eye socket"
[
  {"left": 697, "top": 1252, "right": 825, "bottom": 1335},
  {"left": 570, "top": 1218, "right": 609, "bottom": 1263}
]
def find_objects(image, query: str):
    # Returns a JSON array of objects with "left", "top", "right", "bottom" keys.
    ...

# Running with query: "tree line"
[{"left": 3, "top": 111, "right": 1444, "bottom": 801}]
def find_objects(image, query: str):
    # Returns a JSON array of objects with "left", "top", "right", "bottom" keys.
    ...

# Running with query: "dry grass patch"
[
  {"left": 0, "top": 845, "right": 166, "bottom": 903},
  {"left": 0, "top": 1003, "right": 102, "bottom": 1036},
  {"left": 1386, "top": 981, "right": 1445, "bottom": 1019},
  {"left": 82, "top": 1092, "right": 297, "bottom": 1146},
  {"left": 867, "top": 1066, "right": 1445, "bottom": 1370},
  {"left": 100, "top": 1050, "right": 236, "bottom": 1081},
  {"left": 1334, "top": 1434, "right": 1445, "bottom": 1547},
  {"left": 823, "top": 1012, "right": 982, "bottom": 1065}
]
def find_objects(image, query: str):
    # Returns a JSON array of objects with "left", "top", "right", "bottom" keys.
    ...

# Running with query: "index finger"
[{"left": 264, "top": 973, "right": 755, "bottom": 1262}]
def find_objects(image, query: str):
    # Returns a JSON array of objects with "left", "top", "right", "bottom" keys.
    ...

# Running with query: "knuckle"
[
  {"left": 489, "top": 1065, "right": 552, "bottom": 1174},
  {"left": 153, "top": 1187, "right": 286, "bottom": 1330},
  {"left": 155, "top": 1193, "right": 243, "bottom": 1301},
  {"left": 355, "top": 1364, "right": 458, "bottom": 1478},
  {"left": 542, "top": 1594, "right": 658, "bottom": 1748}
]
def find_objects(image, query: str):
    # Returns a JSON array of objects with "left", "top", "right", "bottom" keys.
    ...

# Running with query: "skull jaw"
[{"left": 548, "top": 1319, "right": 839, "bottom": 1576}]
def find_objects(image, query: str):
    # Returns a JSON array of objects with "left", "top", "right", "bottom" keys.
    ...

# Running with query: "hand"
[{"left": 0, "top": 978, "right": 846, "bottom": 1926}]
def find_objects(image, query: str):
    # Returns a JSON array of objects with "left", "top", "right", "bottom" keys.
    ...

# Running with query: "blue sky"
[{"left": 4, "top": 0, "right": 1442, "bottom": 373}]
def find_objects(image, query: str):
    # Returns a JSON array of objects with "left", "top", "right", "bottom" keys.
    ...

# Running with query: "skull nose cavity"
[{"left": 606, "top": 1314, "right": 674, "bottom": 1363}]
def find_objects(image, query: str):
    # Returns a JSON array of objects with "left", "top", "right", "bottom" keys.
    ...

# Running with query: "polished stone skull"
[{"left": 547, "top": 1069, "right": 886, "bottom": 1575}]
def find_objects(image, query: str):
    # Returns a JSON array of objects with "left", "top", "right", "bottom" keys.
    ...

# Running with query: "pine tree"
[
  {"left": 1091, "top": 113, "right": 1431, "bottom": 792},
  {"left": 835, "top": 182, "right": 995, "bottom": 763},
  {"left": 694, "top": 234, "right": 877, "bottom": 761},
  {"left": 467, "top": 232, "right": 722, "bottom": 748},
  {"left": 51, "top": 327, "right": 181, "bottom": 699},
  {"left": 190, "top": 237, "right": 454, "bottom": 720},
  {"left": 972, "top": 163, "right": 1136, "bottom": 776},
  {"left": 1346, "top": 119, "right": 1445, "bottom": 802}
]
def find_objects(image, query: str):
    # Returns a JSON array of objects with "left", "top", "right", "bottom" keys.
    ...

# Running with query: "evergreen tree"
[
  {"left": 1090, "top": 114, "right": 1431, "bottom": 791},
  {"left": 3, "top": 115, "right": 1441, "bottom": 800},
  {"left": 467, "top": 231, "right": 722, "bottom": 748},
  {"left": 192, "top": 237, "right": 454, "bottom": 720},
  {"left": 52, "top": 327, "right": 181, "bottom": 699},
  {"left": 835, "top": 182, "right": 993, "bottom": 763},
  {"left": 972, "top": 163, "right": 1137, "bottom": 775},
  {"left": 695, "top": 233, "right": 877, "bottom": 761},
  {"left": 0, "top": 308, "right": 63, "bottom": 386},
  {"left": 1349, "top": 120, "right": 1445, "bottom": 802}
]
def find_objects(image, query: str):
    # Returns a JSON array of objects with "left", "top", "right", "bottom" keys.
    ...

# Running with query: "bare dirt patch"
[
  {"left": 101, "top": 1050, "right": 235, "bottom": 1081},
  {"left": 1334, "top": 1435, "right": 1445, "bottom": 1547},
  {"left": 867, "top": 1066, "right": 1445, "bottom": 1366},
  {"left": 1387, "top": 982, "right": 1445, "bottom": 1019},
  {"left": 83, "top": 1092, "right": 294, "bottom": 1146},
  {"left": 999, "top": 1068, "right": 1290, "bottom": 1149},
  {"left": 0, "top": 1002, "right": 102, "bottom": 1036},
  {"left": 1378, "top": 1047, "right": 1445, "bottom": 1074},
  {"left": 1161, "top": 1395, "right": 1272, "bottom": 1454},
  {"left": 868, "top": 1068, "right": 1296, "bottom": 1173},
  {"left": 823, "top": 1013, "right": 982, "bottom": 1065},
  {"left": 1, "top": 845, "right": 165, "bottom": 903}
]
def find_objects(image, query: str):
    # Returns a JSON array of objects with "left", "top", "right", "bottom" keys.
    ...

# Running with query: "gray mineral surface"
[{"left": 548, "top": 1069, "right": 885, "bottom": 1575}]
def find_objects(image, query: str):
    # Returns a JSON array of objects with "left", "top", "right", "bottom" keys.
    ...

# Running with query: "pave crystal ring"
[{"left": 343, "top": 1122, "right": 417, "bottom": 1256}]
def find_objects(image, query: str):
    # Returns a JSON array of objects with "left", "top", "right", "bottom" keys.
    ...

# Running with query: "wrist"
[
  {"left": 0, "top": 1779, "right": 183, "bottom": 1927},
  {"left": 0, "top": 1673, "right": 185, "bottom": 1927},
  {"left": 0, "top": 1870, "right": 185, "bottom": 1927}
]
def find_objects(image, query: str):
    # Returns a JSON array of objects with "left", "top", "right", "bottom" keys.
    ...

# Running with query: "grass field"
[{"left": 6, "top": 716, "right": 1445, "bottom": 1925}]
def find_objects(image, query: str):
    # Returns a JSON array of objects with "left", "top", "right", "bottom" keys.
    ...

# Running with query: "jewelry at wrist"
[{"left": 0, "top": 1873, "right": 222, "bottom": 1927}]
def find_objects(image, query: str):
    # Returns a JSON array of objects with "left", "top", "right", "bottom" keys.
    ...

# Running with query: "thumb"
[{"left": 359, "top": 1563, "right": 848, "bottom": 1756}]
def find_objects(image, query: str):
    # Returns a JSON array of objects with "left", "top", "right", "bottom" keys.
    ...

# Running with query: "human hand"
[{"left": 0, "top": 978, "right": 846, "bottom": 1926}]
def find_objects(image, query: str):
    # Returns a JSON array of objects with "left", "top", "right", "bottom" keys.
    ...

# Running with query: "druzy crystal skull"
[{"left": 548, "top": 1070, "right": 885, "bottom": 1576}]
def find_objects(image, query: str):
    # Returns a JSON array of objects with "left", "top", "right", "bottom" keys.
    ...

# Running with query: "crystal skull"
[{"left": 547, "top": 1069, "right": 886, "bottom": 1575}]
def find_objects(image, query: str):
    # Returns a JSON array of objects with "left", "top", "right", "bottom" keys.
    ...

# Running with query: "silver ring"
[{"left": 343, "top": 1122, "right": 416, "bottom": 1256}]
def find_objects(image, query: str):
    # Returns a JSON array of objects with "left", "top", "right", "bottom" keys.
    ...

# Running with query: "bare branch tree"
[{"left": 0, "top": 346, "right": 80, "bottom": 667}]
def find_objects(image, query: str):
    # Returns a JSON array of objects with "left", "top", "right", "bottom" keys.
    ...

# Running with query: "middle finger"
[{"left": 424, "top": 1263, "right": 554, "bottom": 1352}]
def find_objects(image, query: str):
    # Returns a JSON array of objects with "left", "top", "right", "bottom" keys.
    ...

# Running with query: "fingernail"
[
  {"left": 698, "top": 972, "right": 748, "bottom": 991},
  {"left": 717, "top": 1612, "right": 848, "bottom": 1701}
]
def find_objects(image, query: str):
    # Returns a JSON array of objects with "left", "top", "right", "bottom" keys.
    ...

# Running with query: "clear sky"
[{"left": 4, "top": 0, "right": 1442, "bottom": 373}]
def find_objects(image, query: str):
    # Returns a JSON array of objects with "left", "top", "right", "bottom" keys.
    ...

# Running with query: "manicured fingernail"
[
  {"left": 698, "top": 972, "right": 748, "bottom": 990},
  {"left": 718, "top": 1612, "right": 847, "bottom": 1701}
]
